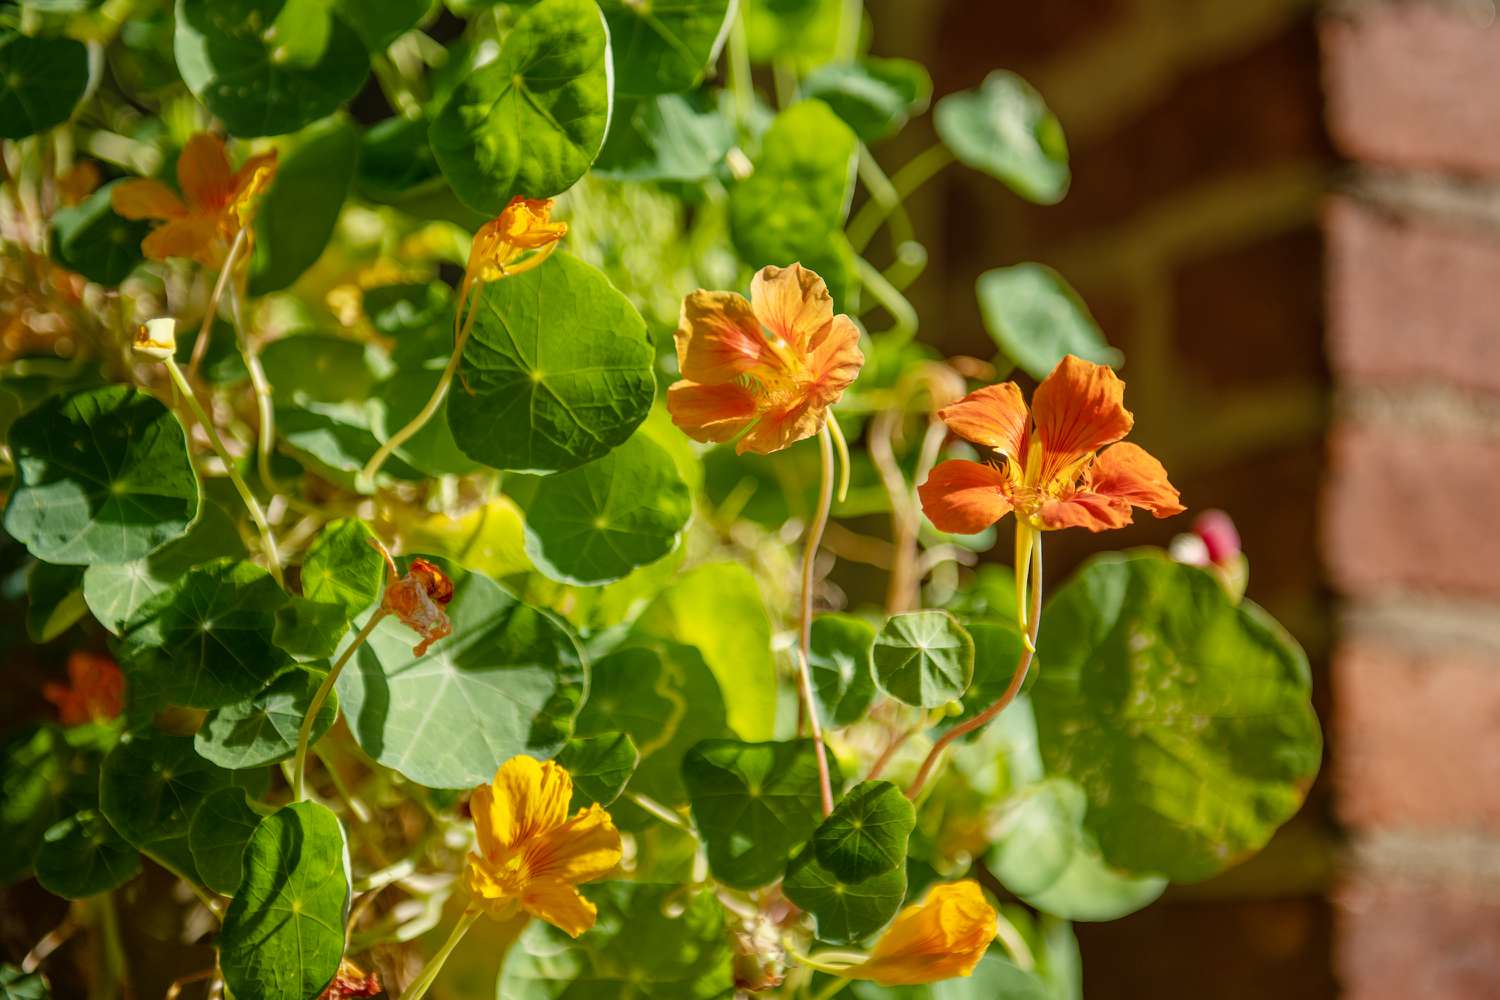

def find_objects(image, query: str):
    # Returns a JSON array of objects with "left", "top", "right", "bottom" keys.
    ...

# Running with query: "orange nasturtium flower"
[
  {"left": 844, "top": 881, "right": 998, "bottom": 986},
  {"left": 667, "top": 263, "right": 864, "bottom": 455},
  {"left": 464, "top": 755, "right": 623, "bottom": 938},
  {"left": 460, "top": 196, "right": 568, "bottom": 302},
  {"left": 43, "top": 652, "right": 124, "bottom": 727},
  {"left": 111, "top": 132, "right": 278, "bottom": 267}
]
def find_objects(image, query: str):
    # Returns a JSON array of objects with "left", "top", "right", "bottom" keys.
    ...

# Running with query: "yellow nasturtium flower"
[
  {"left": 459, "top": 196, "right": 568, "bottom": 306},
  {"left": 844, "top": 881, "right": 998, "bottom": 986},
  {"left": 465, "top": 755, "right": 622, "bottom": 938}
]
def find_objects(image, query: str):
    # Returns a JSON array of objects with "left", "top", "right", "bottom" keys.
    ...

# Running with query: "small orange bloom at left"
[
  {"left": 43, "top": 652, "right": 124, "bottom": 727},
  {"left": 465, "top": 755, "right": 622, "bottom": 938},
  {"left": 111, "top": 133, "right": 277, "bottom": 267}
]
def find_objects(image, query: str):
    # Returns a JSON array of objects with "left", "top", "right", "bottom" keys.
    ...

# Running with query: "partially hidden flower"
[
  {"left": 464, "top": 755, "right": 623, "bottom": 938},
  {"left": 132, "top": 317, "right": 177, "bottom": 360},
  {"left": 667, "top": 263, "right": 864, "bottom": 455},
  {"left": 43, "top": 652, "right": 124, "bottom": 727},
  {"left": 843, "top": 881, "right": 997, "bottom": 986},
  {"left": 918, "top": 355, "right": 1183, "bottom": 536},
  {"left": 317, "top": 960, "right": 381, "bottom": 999},
  {"left": 111, "top": 132, "right": 277, "bottom": 267},
  {"left": 57, "top": 160, "right": 100, "bottom": 206},
  {"left": 379, "top": 554, "right": 454, "bottom": 657},
  {"left": 458, "top": 196, "right": 567, "bottom": 308}
]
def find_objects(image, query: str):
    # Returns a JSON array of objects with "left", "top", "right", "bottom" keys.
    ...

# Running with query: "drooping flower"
[
  {"left": 132, "top": 317, "right": 177, "bottom": 360},
  {"left": 464, "top": 755, "right": 622, "bottom": 938},
  {"left": 42, "top": 652, "right": 124, "bottom": 727},
  {"left": 111, "top": 132, "right": 277, "bottom": 267},
  {"left": 461, "top": 196, "right": 568, "bottom": 298},
  {"left": 667, "top": 263, "right": 864, "bottom": 455},
  {"left": 375, "top": 549, "right": 455, "bottom": 657},
  {"left": 843, "top": 881, "right": 997, "bottom": 986}
]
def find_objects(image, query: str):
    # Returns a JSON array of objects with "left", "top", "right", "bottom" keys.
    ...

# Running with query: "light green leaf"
[
  {"left": 989, "top": 779, "right": 1085, "bottom": 898},
  {"left": 743, "top": 0, "right": 841, "bottom": 68},
  {"left": 301, "top": 518, "right": 385, "bottom": 621},
  {"left": 783, "top": 845, "right": 905, "bottom": 945},
  {"left": 808, "top": 613, "right": 877, "bottom": 729},
  {"left": 1032, "top": 550, "right": 1322, "bottom": 882},
  {"left": 335, "top": 0, "right": 430, "bottom": 50},
  {"left": 1014, "top": 829, "right": 1166, "bottom": 923},
  {"left": 557, "top": 731, "right": 638, "bottom": 810},
  {"left": 429, "top": 0, "right": 611, "bottom": 213},
  {"left": 249, "top": 114, "right": 360, "bottom": 294},
  {"left": 682, "top": 738, "right": 837, "bottom": 889},
  {"left": 26, "top": 562, "right": 86, "bottom": 644},
  {"left": 597, "top": 0, "right": 733, "bottom": 97},
  {"left": 3, "top": 386, "right": 200, "bottom": 566},
  {"left": 34, "top": 809, "right": 141, "bottom": 899},
  {"left": 595, "top": 93, "right": 734, "bottom": 182},
  {"left": 634, "top": 563, "right": 777, "bottom": 741},
  {"left": 174, "top": 0, "right": 371, "bottom": 137},
  {"left": 338, "top": 565, "right": 586, "bottom": 788},
  {"left": 872, "top": 610, "right": 974, "bottom": 708},
  {"left": 196, "top": 667, "right": 338, "bottom": 769},
  {"left": 449, "top": 253, "right": 655, "bottom": 475},
  {"left": 516, "top": 432, "right": 691, "bottom": 586},
  {"left": 812, "top": 780, "right": 914, "bottom": 883},
  {"left": 220, "top": 801, "right": 350, "bottom": 1000},
  {"left": 939, "top": 620, "right": 1028, "bottom": 734},
  {"left": 189, "top": 786, "right": 262, "bottom": 895},
  {"left": 935, "top": 70, "right": 1069, "bottom": 205},
  {"left": 976, "top": 264, "right": 1121, "bottom": 381},
  {"left": 50, "top": 181, "right": 151, "bottom": 286},
  {"left": 801, "top": 58, "right": 932, "bottom": 142},
  {"left": 0, "top": 33, "right": 88, "bottom": 139},
  {"left": 0, "top": 965, "right": 49, "bottom": 1000}
]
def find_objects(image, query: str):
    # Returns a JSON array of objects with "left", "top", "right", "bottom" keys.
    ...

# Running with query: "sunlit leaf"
[
  {"left": 976, "top": 264, "right": 1121, "bottom": 381},
  {"left": 557, "top": 731, "right": 638, "bottom": 810},
  {"left": 812, "top": 780, "right": 914, "bottom": 883},
  {"left": 595, "top": 93, "right": 734, "bottom": 182},
  {"left": 872, "top": 610, "right": 974, "bottom": 708},
  {"left": 249, "top": 114, "right": 360, "bottom": 294},
  {"left": 783, "top": 845, "right": 905, "bottom": 944},
  {"left": 34, "top": 809, "right": 141, "bottom": 899},
  {"left": 597, "top": 0, "right": 733, "bottom": 97},
  {"left": 195, "top": 667, "right": 338, "bottom": 769},
  {"left": 188, "top": 786, "right": 262, "bottom": 894},
  {"left": 935, "top": 70, "right": 1069, "bottom": 205},
  {"left": 301, "top": 518, "right": 385, "bottom": 622}
]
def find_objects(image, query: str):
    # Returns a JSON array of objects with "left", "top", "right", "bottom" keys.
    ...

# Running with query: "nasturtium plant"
[{"left": 1, "top": 2, "right": 1320, "bottom": 997}]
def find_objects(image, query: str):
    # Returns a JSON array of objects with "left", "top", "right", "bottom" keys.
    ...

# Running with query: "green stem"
[
  {"left": 227, "top": 280, "right": 282, "bottom": 500},
  {"left": 798, "top": 424, "right": 838, "bottom": 817},
  {"left": 142, "top": 846, "right": 223, "bottom": 919},
  {"left": 827, "top": 410, "right": 851, "bottom": 504},
  {"left": 188, "top": 227, "right": 247, "bottom": 380},
  {"left": 293, "top": 611, "right": 386, "bottom": 800},
  {"left": 162, "top": 356, "right": 283, "bottom": 587},
  {"left": 726, "top": 6, "right": 755, "bottom": 135},
  {"left": 93, "top": 891, "right": 128, "bottom": 1000},
  {"left": 855, "top": 256, "right": 917, "bottom": 346},
  {"left": 846, "top": 143, "right": 954, "bottom": 254},
  {"left": 396, "top": 909, "right": 483, "bottom": 1000},
  {"left": 853, "top": 146, "right": 915, "bottom": 252},
  {"left": 813, "top": 977, "right": 852, "bottom": 1000},
  {"left": 627, "top": 792, "right": 696, "bottom": 837}
]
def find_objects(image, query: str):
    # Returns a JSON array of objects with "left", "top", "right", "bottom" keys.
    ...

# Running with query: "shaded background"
[{"left": 861, "top": 0, "right": 1500, "bottom": 997}]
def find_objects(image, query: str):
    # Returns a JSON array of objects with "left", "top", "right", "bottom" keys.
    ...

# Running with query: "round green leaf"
[
  {"left": 448, "top": 253, "right": 655, "bottom": 475},
  {"left": 518, "top": 432, "right": 690, "bottom": 586},
  {"left": 220, "top": 801, "right": 350, "bottom": 1000},
  {"left": 196, "top": 667, "right": 338, "bottom": 769},
  {"left": 598, "top": 0, "right": 733, "bottom": 97},
  {"left": 301, "top": 517, "right": 385, "bottom": 622},
  {"left": 1018, "top": 833, "right": 1168, "bottom": 922},
  {"left": 801, "top": 57, "right": 932, "bottom": 142},
  {"left": 989, "top": 779, "right": 1084, "bottom": 898},
  {"left": 976, "top": 263, "right": 1122, "bottom": 381},
  {"left": 783, "top": 844, "right": 906, "bottom": 945},
  {"left": 50, "top": 182, "right": 151, "bottom": 286},
  {"left": 1032, "top": 551, "right": 1323, "bottom": 882},
  {"left": 939, "top": 620, "right": 1029, "bottom": 734},
  {"left": 428, "top": 0, "right": 611, "bottom": 214},
  {"left": 935, "top": 70, "right": 1070, "bottom": 205},
  {"left": 337, "top": 565, "right": 586, "bottom": 788},
  {"left": 174, "top": 0, "right": 371, "bottom": 138},
  {"left": 0, "top": 33, "right": 88, "bottom": 139},
  {"left": 0, "top": 965, "right": 49, "bottom": 1000},
  {"left": 595, "top": 92, "right": 734, "bottom": 182},
  {"left": 189, "top": 786, "right": 263, "bottom": 895},
  {"left": 743, "top": 0, "right": 841, "bottom": 67},
  {"left": 557, "top": 731, "right": 638, "bottom": 810},
  {"left": 682, "top": 738, "right": 839, "bottom": 890},
  {"left": 808, "top": 613, "right": 877, "bottom": 729},
  {"left": 812, "top": 780, "right": 914, "bottom": 883},
  {"left": 34, "top": 809, "right": 141, "bottom": 899},
  {"left": 249, "top": 114, "right": 360, "bottom": 294},
  {"left": 872, "top": 610, "right": 974, "bottom": 708},
  {"left": 3, "top": 385, "right": 200, "bottom": 565}
]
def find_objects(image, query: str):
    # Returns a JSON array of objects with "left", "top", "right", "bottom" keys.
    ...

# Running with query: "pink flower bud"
[{"left": 1193, "top": 510, "right": 1241, "bottom": 567}]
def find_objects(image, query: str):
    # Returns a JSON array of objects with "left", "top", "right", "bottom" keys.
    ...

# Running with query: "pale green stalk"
[{"left": 292, "top": 611, "right": 386, "bottom": 800}]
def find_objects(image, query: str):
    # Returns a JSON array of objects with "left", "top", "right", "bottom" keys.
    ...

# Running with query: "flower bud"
[{"left": 133, "top": 318, "right": 177, "bottom": 360}]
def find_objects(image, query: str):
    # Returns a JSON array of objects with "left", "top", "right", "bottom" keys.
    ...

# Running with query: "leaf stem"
[
  {"left": 395, "top": 908, "right": 482, "bottom": 1000},
  {"left": 225, "top": 279, "right": 282, "bottom": 500},
  {"left": 726, "top": 5, "right": 755, "bottom": 135},
  {"left": 187, "top": 227, "right": 248, "bottom": 381},
  {"left": 827, "top": 410, "right": 851, "bottom": 504},
  {"left": 162, "top": 356, "right": 283, "bottom": 587},
  {"left": 627, "top": 792, "right": 697, "bottom": 837},
  {"left": 846, "top": 143, "right": 954, "bottom": 254},
  {"left": 293, "top": 610, "right": 387, "bottom": 801},
  {"left": 853, "top": 146, "right": 915, "bottom": 252},
  {"left": 905, "top": 531, "right": 1043, "bottom": 800},
  {"left": 799, "top": 423, "right": 839, "bottom": 817},
  {"left": 854, "top": 256, "right": 917, "bottom": 346},
  {"left": 813, "top": 976, "right": 852, "bottom": 1000}
]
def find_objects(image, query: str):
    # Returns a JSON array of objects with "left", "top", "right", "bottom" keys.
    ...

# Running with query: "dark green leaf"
[
  {"left": 557, "top": 732, "right": 638, "bottom": 810},
  {"left": 338, "top": 565, "right": 586, "bottom": 788},
  {"left": 220, "top": 801, "right": 350, "bottom": 1000},
  {"left": 261, "top": 332, "right": 390, "bottom": 404},
  {"left": 26, "top": 562, "right": 86, "bottom": 643},
  {"left": 872, "top": 610, "right": 974, "bottom": 708},
  {"left": 196, "top": 667, "right": 338, "bottom": 769},
  {"left": 595, "top": 93, "right": 734, "bottom": 182},
  {"left": 801, "top": 58, "right": 932, "bottom": 142},
  {"left": 783, "top": 845, "right": 905, "bottom": 944},
  {"left": 812, "top": 780, "right": 914, "bottom": 883},
  {"left": 682, "top": 738, "right": 838, "bottom": 889},
  {"left": 448, "top": 253, "right": 655, "bottom": 475},
  {"left": 976, "top": 264, "right": 1121, "bottom": 381},
  {"left": 276, "top": 396, "right": 425, "bottom": 489},
  {"left": 3, "top": 386, "right": 200, "bottom": 565},
  {"left": 174, "top": 0, "right": 371, "bottom": 137},
  {"left": 301, "top": 518, "right": 385, "bottom": 621},
  {"left": 335, "top": 0, "right": 430, "bottom": 51},
  {"left": 0, "top": 33, "right": 88, "bottom": 139},
  {"left": 597, "top": 0, "right": 732, "bottom": 97},
  {"left": 356, "top": 114, "right": 444, "bottom": 203},
  {"left": 249, "top": 114, "right": 360, "bottom": 294},
  {"left": 1032, "top": 551, "right": 1323, "bottom": 882},
  {"left": 939, "top": 620, "right": 1028, "bottom": 734},
  {"left": 935, "top": 71, "right": 1069, "bottom": 205},
  {"left": 274, "top": 595, "right": 348, "bottom": 660},
  {"left": 34, "top": 809, "right": 141, "bottom": 898},
  {"left": 189, "top": 786, "right": 264, "bottom": 895},
  {"left": 50, "top": 182, "right": 151, "bottom": 286},
  {"left": 378, "top": 364, "right": 483, "bottom": 477},
  {"left": 0, "top": 726, "right": 94, "bottom": 883},
  {"left": 429, "top": 0, "right": 611, "bottom": 213},
  {"left": 0, "top": 965, "right": 49, "bottom": 1000},
  {"left": 808, "top": 613, "right": 877, "bottom": 729}
]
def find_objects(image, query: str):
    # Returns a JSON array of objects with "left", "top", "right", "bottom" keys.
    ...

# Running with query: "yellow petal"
[
  {"left": 472, "top": 756, "right": 572, "bottom": 859},
  {"left": 847, "top": 881, "right": 997, "bottom": 986},
  {"left": 520, "top": 877, "right": 598, "bottom": 938},
  {"left": 525, "top": 804, "right": 622, "bottom": 884}
]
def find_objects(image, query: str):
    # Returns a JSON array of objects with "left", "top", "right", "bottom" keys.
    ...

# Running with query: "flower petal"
[
  {"left": 227, "top": 150, "right": 278, "bottom": 227},
  {"left": 750, "top": 262, "right": 833, "bottom": 354},
  {"left": 520, "top": 878, "right": 599, "bottom": 938},
  {"left": 1089, "top": 442, "right": 1184, "bottom": 518},
  {"left": 918, "top": 460, "right": 1013, "bottom": 534},
  {"left": 1030, "top": 355, "right": 1133, "bottom": 484},
  {"left": 141, "top": 217, "right": 222, "bottom": 265},
  {"left": 1038, "top": 492, "right": 1132, "bottom": 532},
  {"left": 803, "top": 313, "right": 864, "bottom": 411},
  {"left": 849, "top": 881, "right": 997, "bottom": 986},
  {"left": 738, "top": 397, "right": 821, "bottom": 455},
  {"left": 177, "top": 133, "right": 234, "bottom": 210},
  {"left": 937, "top": 382, "right": 1029, "bottom": 462},
  {"left": 110, "top": 179, "right": 186, "bottom": 221},
  {"left": 472, "top": 756, "right": 572, "bottom": 859},
  {"left": 526, "top": 804, "right": 622, "bottom": 884},
  {"left": 675, "top": 289, "right": 771, "bottom": 383},
  {"left": 667, "top": 380, "right": 760, "bottom": 445}
]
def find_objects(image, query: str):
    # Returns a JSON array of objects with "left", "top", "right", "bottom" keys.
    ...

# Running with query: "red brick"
[
  {"left": 1323, "top": 4, "right": 1500, "bottom": 176},
  {"left": 1334, "top": 642, "right": 1500, "bottom": 831},
  {"left": 1338, "top": 875, "right": 1500, "bottom": 1000},
  {"left": 1327, "top": 198, "right": 1500, "bottom": 396},
  {"left": 925, "top": 0, "right": 1130, "bottom": 95},
  {"left": 1324, "top": 423, "right": 1500, "bottom": 598}
]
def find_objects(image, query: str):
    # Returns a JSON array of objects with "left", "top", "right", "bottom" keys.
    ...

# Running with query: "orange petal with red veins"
[
  {"left": 666, "top": 380, "right": 759, "bottom": 444},
  {"left": 938, "top": 382, "right": 1030, "bottom": 461},
  {"left": 1039, "top": 493, "right": 1132, "bottom": 532},
  {"left": 141, "top": 217, "right": 222, "bottom": 265},
  {"left": 738, "top": 397, "right": 821, "bottom": 455},
  {"left": 1031, "top": 355, "right": 1133, "bottom": 484},
  {"left": 675, "top": 290, "right": 772, "bottom": 383},
  {"left": 177, "top": 133, "right": 234, "bottom": 209},
  {"left": 804, "top": 313, "right": 864, "bottom": 411},
  {"left": 111, "top": 179, "right": 186, "bottom": 221},
  {"left": 918, "top": 460, "right": 1013, "bottom": 534},
  {"left": 751, "top": 263, "right": 833, "bottom": 354},
  {"left": 1090, "top": 441, "right": 1184, "bottom": 518}
]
